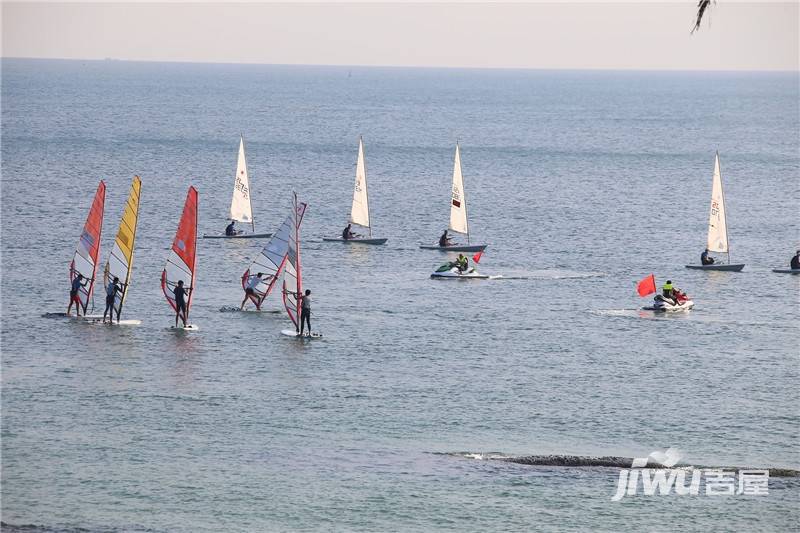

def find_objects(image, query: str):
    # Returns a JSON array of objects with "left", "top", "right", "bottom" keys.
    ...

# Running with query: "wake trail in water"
[{"left": 443, "top": 452, "right": 800, "bottom": 477}]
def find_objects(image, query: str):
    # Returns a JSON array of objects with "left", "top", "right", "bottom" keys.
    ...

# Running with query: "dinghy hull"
[
  {"left": 420, "top": 244, "right": 487, "bottom": 253},
  {"left": 322, "top": 237, "right": 387, "bottom": 245},
  {"left": 203, "top": 233, "right": 272, "bottom": 239},
  {"left": 773, "top": 268, "right": 800, "bottom": 274},
  {"left": 685, "top": 264, "right": 745, "bottom": 272}
]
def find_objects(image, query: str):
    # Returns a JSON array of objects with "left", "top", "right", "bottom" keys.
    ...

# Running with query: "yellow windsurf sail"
[{"left": 103, "top": 176, "right": 142, "bottom": 318}]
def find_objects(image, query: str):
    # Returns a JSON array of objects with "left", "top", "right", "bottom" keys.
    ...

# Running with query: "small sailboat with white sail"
[
  {"left": 420, "top": 143, "right": 487, "bottom": 253},
  {"left": 65, "top": 180, "right": 106, "bottom": 317},
  {"left": 685, "top": 152, "right": 745, "bottom": 272},
  {"left": 281, "top": 193, "right": 322, "bottom": 338},
  {"left": 322, "top": 136, "right": 387, "bottom": 245},
  {"left": 240, "top": 199, "right": 307, "bottom": 311},
  {"left": 203, "top": 135, "right": 272, "bottom": 239},
  {"left": 162, "top": 186, "right": 199, "bottom": 330},
  {"left": 85, "top": 176, "right": 143, "bottom": 325}
]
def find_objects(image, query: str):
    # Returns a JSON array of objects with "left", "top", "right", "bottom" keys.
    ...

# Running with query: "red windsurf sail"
[
  {"left": 69, "top": 180, "right": 106, "bottom": 314},
  {"left": 161, "top": 186, "right": 198, "bottom": 320}
]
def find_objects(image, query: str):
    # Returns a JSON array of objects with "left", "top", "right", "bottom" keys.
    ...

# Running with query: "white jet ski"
[
  {"left": 431, "top": 263, "right": 489, "bottom": 279},
  {"left": 646, "top": 294, "right": 694, "bottom": 312}
]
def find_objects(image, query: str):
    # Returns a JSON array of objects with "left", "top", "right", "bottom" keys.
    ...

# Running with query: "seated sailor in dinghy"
[
  {"left": 791, "top": 251, "right": 800, "bottom": 270},
  {"left": 342, "top": 223, "right": 356, "bottom": 240},
  {"left": 241, "top": 272, "right": 264, "bottom": 310},
  {"left": 439, "top": 229, "right": 453, "bottom": 247},
  {"left": 225, "top": 220, "right": 239, "bottom": 236},
  {"left": 701, "top": 248, "right": 715, "bottom": 266}
]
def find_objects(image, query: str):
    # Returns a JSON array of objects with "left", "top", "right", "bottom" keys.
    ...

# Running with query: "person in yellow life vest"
[{"left": 662, "top": 280, "right": 675, "bottom": 303}]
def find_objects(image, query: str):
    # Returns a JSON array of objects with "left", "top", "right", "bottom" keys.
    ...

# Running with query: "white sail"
[
  {"left": 282, "top": 193, "right": 308, "bottom": 329},
  {"left": 242, "top": 205, "right": 306, "bottom": 306},
  {"left": 706, "top": 152, "right": 728, "bottom": 254},
  {"left": 350, "top": 136, "right": 370, "bottom": 230},
  {"left": 230, "top": 135, "right": 254, "bottom": 228},
  {"left": 449, "top": 143, "right": 468, "bottom": 236}
]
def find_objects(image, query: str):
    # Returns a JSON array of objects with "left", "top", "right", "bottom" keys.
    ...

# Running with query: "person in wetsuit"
[
  {"left": 298, "top": 289, "right": 312, "bottom": 336},
  {"left": 342, "top": 224, "right": 355, "bottom": 240},
  {"left": 173, "top": 280, "right": 191, "bottom": 328},
  {"left": 103, "top": 276, "right": 123, "bottom": 324},
  {"left": 225, "top": 221, "right": 237, "bottom": 236},
  {"left": 701, "top": 248, "right": 715, "bottom": 266},
  {"left": 439, "top": 230, "right": 452, "bottom": 247},
  {"left": 791, "top": 250, "right": 800, "bottom": 270}
]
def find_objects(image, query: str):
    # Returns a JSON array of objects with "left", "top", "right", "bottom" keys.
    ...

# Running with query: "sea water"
[{"left": 1, "top": 59, "right": 798, "bottom": 532}]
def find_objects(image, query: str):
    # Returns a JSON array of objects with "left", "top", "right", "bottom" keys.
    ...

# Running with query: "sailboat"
[
  {"left": 85, "top": 176, "right": 142, "bottom": 325},
  {"left": 322, "top": 136, "right": 387, "bottom": 245},
  {"left": 203, "top": 135, "right": 272, "bottom": 239},
  {"left": 281, "top": 193, "right": 321, "bottom": 338},
  {"left": 162, "top": 186, "right": 199, "bottom": 330},
  {"left": 685, "top": 152, "right": 745, "bottom": 272},
  {"left": 67, "top": 180, "right": 106, "bottom": 316},
  {"left": 240, "top": 199, "right": 307, "bottom": 310},
  {"left": 420, "top": 143, "right": 487, "bottom": 253}
]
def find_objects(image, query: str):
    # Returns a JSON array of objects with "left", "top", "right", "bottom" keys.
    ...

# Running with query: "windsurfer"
[
  {"left": 67, "top": 273, "right": 89, "bottom": 316},
  {"left": 103, "top": 276, "right": 123, "bottom": 324},
  {"left": 173, "top": 280, "right": 191, "bottom": 327},
  {"left": 298, "top": 289, "right": 312, "bottom": 336},
  {"left": 241, "top": 272, "right": 264, "bottom": 310}
]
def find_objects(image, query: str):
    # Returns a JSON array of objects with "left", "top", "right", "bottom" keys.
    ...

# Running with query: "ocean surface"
[{"left": 1, "top": 58, "right": 798, "bottom": 532}]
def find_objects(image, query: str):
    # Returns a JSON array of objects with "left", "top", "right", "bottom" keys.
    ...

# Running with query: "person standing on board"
[
  {"left": 791, "top": 250, "right": 800, "bottom": 270},
  {"left": 102, "top": 277, "right": 123, "bottom": 324},
  {"left": 298, "top": 289, "right": 312, "bottom": 337},
  {"left": 701, "top": 248, "right": 715, "bottom": 266},
  {"left": 240, "top": 272, "right": 264, "bottom": 310},
  {"left": 342, "top": 223, "right": 355, "bottom": 240},
  {"left": 173, "top": 280, "right": 191, "bottom": 328},
  {"left": 67, "top": 273, "right": 89, "bottom": 316},
  {"left": 225, "top": 220, "right": 237, "bottom": 236},
  {"left": 439, "top": 229, "right": 452, "bottom": 247}
]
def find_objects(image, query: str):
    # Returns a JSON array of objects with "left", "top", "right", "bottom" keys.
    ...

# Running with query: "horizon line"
[{"left": 2, "top": 56, "right": 798, "bottom": 74}]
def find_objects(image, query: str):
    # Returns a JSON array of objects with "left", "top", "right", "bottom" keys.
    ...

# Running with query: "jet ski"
[
  {"left": 647, "top": 292, "right": 694, "bottom": 312},
  {"left": 430, "top": 262, "right": 489, "bottom": 279}
]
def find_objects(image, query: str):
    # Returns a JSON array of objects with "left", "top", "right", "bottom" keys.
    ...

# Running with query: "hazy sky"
[{"left": 2, "top": 2, "right": 798, "bottom": 71}]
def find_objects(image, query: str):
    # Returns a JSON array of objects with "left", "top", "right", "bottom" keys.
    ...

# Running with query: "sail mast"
[
  {"left": 362, "top": 136, "right": 372, "bottom": 237},
  {"left": 717, "top": 151, "right": 731, "bottom": 264}
]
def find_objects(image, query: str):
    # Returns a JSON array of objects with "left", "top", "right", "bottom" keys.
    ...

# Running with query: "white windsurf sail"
[
  {"left": 242, "top": 202, "right": 307, "bottom": 307},
  {"left": 103, "top": 176, "right": 142, "bottom": 319},
  {"left": 350, "top": 136, "right": 371, "bottom": 234},
  {"left": 230, "top": 135, "right": 254, "bottom": 232},
  {"left": 706, "top": 152, "right": 729, "bottom": 255},
  {"left": 70, "top": 181, "right": 106, "bottom": 314},
  {"left": 282, "top": 193, "right": 308, "bottom": 329},
  {"left": 449, "top": 143, "right": 469, "bottom": 239}
]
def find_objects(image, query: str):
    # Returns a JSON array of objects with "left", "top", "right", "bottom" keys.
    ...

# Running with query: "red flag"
[
  {"left": 472, "top": 251, "right": 483, "bottom": 263},
  {"left": 636, "top": 274, "right": 656, "bottom": 297}
]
